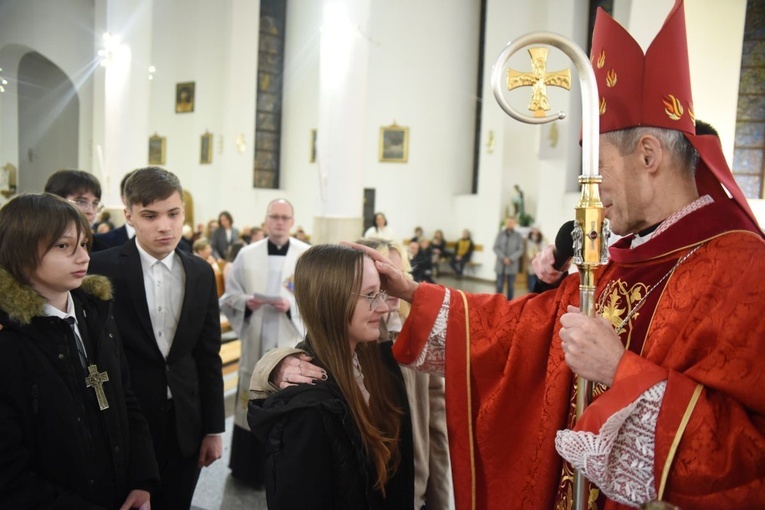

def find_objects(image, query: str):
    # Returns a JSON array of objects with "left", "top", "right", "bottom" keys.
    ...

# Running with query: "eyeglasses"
[
  {"left": 356, "top": 290, "right": 388, "bottom": 311},
  {"left": 69, "top": 198, "right": 104, "bottom": 213},
  {"left": 267, "top": 214, "right": 293, "bottom": 222}
]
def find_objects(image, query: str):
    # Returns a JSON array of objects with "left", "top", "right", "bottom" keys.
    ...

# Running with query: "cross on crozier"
[
  {"left": 85, "top": 364, "right": 110, "bottom": 410},
  {"left": 507, "top": 47, "right": 571, "bottom": 116}
]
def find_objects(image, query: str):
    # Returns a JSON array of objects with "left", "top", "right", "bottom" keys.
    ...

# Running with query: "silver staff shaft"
[{"left": 492, "top": 31, "right": 608, "bottom": 510}]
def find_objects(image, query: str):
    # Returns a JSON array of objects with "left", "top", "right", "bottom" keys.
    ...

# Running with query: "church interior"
[{"left": 0, "top": 0, "right": 762, "bottom": 508}]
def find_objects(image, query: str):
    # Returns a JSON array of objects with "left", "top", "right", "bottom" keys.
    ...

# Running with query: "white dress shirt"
[{"left": 136, "top": 243, "right": 185, "bottom": 398}]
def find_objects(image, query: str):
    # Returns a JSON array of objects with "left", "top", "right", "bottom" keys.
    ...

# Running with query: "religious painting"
[
  {"left": 0, "top": 162, "right": 17, "bottom": 198},
  {"left": 310, "top": 129, "right": 317, "bottom": 163},
  {"left": 200, "top": 131, "right": 213, "bottom": 164},
  {"left": 175, "top": 81, "right": 195, "bottom": 113},
  {"left": 148, "top": 133, "right": 166, "bottom": 165},
  {"left": 379, "top": 124, "right": 409, "bottom": 163}
]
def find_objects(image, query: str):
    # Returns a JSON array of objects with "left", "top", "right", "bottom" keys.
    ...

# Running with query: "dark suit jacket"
[
  {"left": 92, "top": 225, "right": 129, "bottom": 252},
  {"left": 89, "top": 238, "right": 225, "bottom": 457},
  {"left": 210, "top": 227, "right": 239, "bottom": 260}
]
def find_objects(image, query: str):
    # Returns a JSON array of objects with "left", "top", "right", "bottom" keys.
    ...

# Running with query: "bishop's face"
[{"left": 598, "top": 135, "right": 650, "bottom": 236}]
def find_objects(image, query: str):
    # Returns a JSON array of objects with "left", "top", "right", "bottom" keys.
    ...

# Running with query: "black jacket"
[
  {"left": 0, "top": 270, "right": 158, "bottom": 509},
  {"left": 89, "top": 239, "right": 225, "bottom": 457},
  {"left": 248, "top": 342, "right": 414, "bottom": 510}
]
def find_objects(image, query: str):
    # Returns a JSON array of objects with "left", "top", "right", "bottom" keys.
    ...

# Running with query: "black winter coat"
[
  {"left": 248, "top": 341, "right": 414, "bottom": 510},
  {"left": 0, "top": 270, "right": 158, "bottom": 509}
]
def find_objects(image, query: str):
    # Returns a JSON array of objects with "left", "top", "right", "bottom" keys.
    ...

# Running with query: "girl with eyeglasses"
[{"left": 248, "top": 244, "right": 415, "bottom": 509}]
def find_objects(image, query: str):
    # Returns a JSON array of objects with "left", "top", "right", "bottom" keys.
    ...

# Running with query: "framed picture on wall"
[
  {"left": 175, "top": 81, "right": 195, "bottom": 113},
  {"left": 200, "top": 131, "right": 213, "bottom": 164},
  {"left": 379, "top": 124, "right": 409, "bottom": 163},
  {"left": 148, "top": 133, "right": 166, "bottom": 165},
  {"left": 310, "top": 129, "right": 317, "bottom": 163}
]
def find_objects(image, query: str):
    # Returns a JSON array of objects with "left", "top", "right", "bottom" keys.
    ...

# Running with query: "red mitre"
[{"left": 590, "top": 0, "right": 762, "bottom": 233}]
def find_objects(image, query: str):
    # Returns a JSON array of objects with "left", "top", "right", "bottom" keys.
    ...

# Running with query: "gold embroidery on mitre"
[
  {"left": 599, "top": 97, "right": 607, "bottom": 115},
  {"left": 597, "top": 50, "right": 606, "bottom": 69},
  {"left": 663, "top": 94, "right": 684, "bottom": 121},
  {"left": 688, "top": 103, "right": 695, "bottom": 124},
  {"left": 606, "top": 68, "right": 617, "bottom": 87}
]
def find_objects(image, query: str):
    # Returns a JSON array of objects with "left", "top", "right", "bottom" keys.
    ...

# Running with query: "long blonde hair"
[{"left": 294, "top": 244, "right": 403, "bottom": 493}]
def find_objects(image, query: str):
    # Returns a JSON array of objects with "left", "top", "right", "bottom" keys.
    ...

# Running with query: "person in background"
[
  {"left": 222, "top": 240, "right": 246, "bottom": 283},
  {"left": 364, "top": 212, "right": 395, "bottom": 240},
  {"left": 204, "top": 219, "right": 218, "bottom": 242},
  {"left": 219, "top": 198, "right": 309, "bottom": 488},
  {"left": 0, "top": 193, "right": 158, "bottom": 509},
  {"left": 239, "top": 225, "right": 253, "bottom": 245},
  {"left": 249, "top": 226, "right": 265, "bottom": 243},
  {"left": 178, "top": 224, "right": 194, "bottom": 252},
  {"left": 248, "top": 244, "right": 414, "bottom": 509},
  {"left": 44, "top": 169, "right": 103, "bottom": 228},
  {"left": 525, "top": 226, "right": 547, "bottom": 292},
  {"left": 293, "top": 226, "right": 310, "bottom": 244},
  {"left": 93, "top": 210, "right": 115, "bottom": 233},
  {"left": 210, "top": 211, "right": 239, "bottom": 262},
  {"left": 411, "top": 238, "right": 434, "bottom": 283},
  {"left": 493, "top": 217, "right": 524, "bottom": 299},
  {"left": 93, "top": 170, "right": 136, "bottom": 252},
  {"left": 429, "top": 229, "right": 447, "bottom": 277},
  {"left": 410, "top": 226, "right": 424, "bottom": 243},
  {"left": 192, "top": 238, "right": 222, "bottom": 275},
  {"left": 89, "top": 167, "right": 224, "bottom": 509},
  {"left": 449, "top": 228, "right": 474, "bottom": 278}
]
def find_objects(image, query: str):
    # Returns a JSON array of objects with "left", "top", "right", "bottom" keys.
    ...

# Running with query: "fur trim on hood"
[{"left": 0, "top": 268, "right": 112, "bottom": 326}]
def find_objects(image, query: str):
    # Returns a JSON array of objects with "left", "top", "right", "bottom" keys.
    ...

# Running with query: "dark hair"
[
  {"left": 0, "top": 193, "right": 92, "bottom": 285},
  {"left": 44, "top": 169, "right": 102, "bottom": 200},
  {"left": 695, "top": 119, "right": 719, "bottom": 138},
  {"left": 124, "top": 166, "right": 183, "bottom": 207},
  {"left": 218, "top": 211, "right": 233, "bottom": 226},
  {"left": 225, "top": 240, "right": 245, "bottom": 262},
  {"left": 373, "top": 212, "right": 388, "bottom": 230},
  {"left": 119, "top": 170, "right": 135, "bottom": 198}
]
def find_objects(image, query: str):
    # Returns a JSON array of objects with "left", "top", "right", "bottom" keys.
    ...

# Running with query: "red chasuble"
[{"left": 393, "top": 200, "right": 765, "bottom": 510}]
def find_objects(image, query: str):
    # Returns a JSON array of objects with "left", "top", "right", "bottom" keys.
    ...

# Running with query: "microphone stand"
[{"left": 491, "top": 32, "right": 610, "bottom": 510}]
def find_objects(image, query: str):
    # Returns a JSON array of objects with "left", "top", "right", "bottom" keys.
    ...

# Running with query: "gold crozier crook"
[{"left": 492, "top": 33, "right": 609, "bottom": 510}]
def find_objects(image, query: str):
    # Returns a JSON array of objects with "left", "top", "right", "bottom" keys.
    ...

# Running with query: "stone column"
[{"left": 311, "top": 0, "right": 370, "bottom": 244}]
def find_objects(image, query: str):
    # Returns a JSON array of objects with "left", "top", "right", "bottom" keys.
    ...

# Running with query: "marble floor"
[{"left": 191, "top": 274, "right": 524, "bottom": 509}]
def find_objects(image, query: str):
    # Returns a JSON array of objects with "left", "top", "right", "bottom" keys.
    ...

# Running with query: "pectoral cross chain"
[{"left": 85, "top": 364, "right": 110, "bottom": 410}]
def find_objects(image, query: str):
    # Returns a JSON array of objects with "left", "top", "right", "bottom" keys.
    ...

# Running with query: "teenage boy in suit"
[{"left": 89, "top": 166, "right": 224, "bottom": 509}]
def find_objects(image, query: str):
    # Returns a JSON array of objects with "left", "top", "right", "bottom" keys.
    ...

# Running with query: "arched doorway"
[{"left": 17, "top": 51, "right": 79, "bottom": 193}]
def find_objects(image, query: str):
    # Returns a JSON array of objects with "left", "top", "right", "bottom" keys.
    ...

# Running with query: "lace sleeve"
[
  {"left": 404, "top": 288, "right": 450, "bottom": 376},
  {"left": 554, "top": 380, "right": 667, "bottom": 507}
]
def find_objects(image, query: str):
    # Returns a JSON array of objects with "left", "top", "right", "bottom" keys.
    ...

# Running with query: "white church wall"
[
  {"left": 0, "top": 0, "right": 95, "bottom": 200},
  {"left": 362, "top": 0, "right": 481, "bottom": 243}
]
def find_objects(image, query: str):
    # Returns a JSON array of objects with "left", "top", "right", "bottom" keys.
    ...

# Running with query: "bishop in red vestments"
[{"left": 366, "top": 1, "right": 765, "bottom": 508}]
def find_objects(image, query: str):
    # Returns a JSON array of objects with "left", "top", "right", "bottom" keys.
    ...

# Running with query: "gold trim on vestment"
[
  {"left": 658, "top": 383, "right": 703, "bottom": 500},
  {"left": 457, "top": 289, "right": 476, "bottom": 510}
]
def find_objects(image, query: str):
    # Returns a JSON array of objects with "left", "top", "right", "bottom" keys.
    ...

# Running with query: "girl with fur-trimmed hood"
[{"left": 0, "top": 193, "right": 158, "bottom": 509}]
